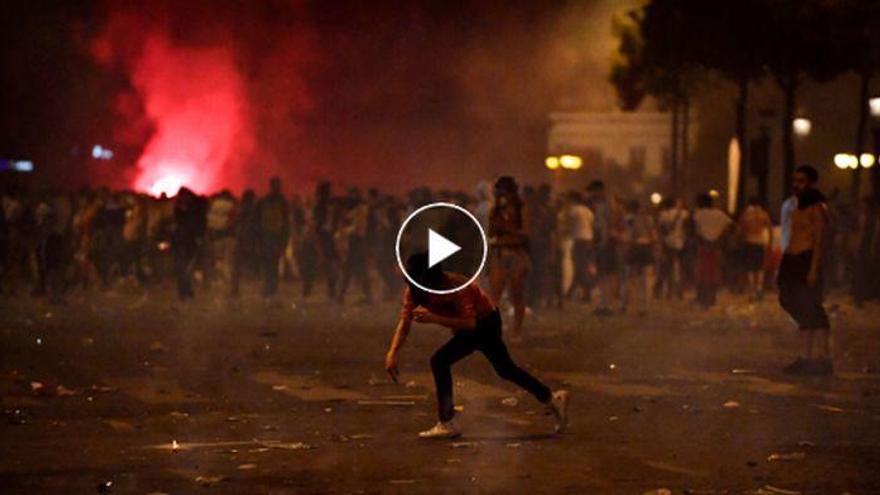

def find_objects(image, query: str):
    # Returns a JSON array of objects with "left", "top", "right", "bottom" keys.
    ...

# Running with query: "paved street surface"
[{"left": 2, "top": 285, "right": 879, "bottom": 494}]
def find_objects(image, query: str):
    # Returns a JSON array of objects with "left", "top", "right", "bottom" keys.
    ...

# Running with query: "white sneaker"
[
  {"left": 547, "top": 390, "right": 569, "bottom": 433},
  {"left": 418, "top": 420, "right": 461, "bottom": 439}
]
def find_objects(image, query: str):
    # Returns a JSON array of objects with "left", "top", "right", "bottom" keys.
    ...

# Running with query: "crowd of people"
[{"left": 1, "top": 173, "right": 879, "bottom": 329}]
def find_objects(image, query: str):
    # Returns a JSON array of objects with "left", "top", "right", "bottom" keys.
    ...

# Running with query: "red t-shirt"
[{"left": 400, "top": 273, "right": 495, "bottom": 323}]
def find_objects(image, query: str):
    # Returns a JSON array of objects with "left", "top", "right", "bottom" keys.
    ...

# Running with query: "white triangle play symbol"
[{"left": 428, "top": 228, "right": 461, "bottom": 268}]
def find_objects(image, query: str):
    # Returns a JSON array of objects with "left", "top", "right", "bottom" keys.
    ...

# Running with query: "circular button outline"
[{"left": 395, "top": 202, "right": 488, "bottom": 295}]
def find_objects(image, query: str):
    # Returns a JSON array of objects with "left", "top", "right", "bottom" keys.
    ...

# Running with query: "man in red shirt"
[{"left": 384, "top": 253, "right": 569, "bottom": 438}]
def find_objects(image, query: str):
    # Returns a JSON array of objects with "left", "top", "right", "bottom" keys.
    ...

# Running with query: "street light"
[
  {"left": 869, "top": 96, "right": 880, "bottom": 118},
  {"left": 559, "top": 154, "right": 583, "bottom": 170},
  {"left": 861, "top": 153, "right": 876, "bottom": 169},
  {"left": 650, "top": 192, "right": 663, "bottom": 206},
  {"left": 792, "top": 118, "right": 812, "bottom": 137},
  {"left": 545, "top": 156, "right": 560, "bottom": 170}
]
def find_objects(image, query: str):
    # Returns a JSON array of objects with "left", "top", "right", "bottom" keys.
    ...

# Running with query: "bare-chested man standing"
[{"left": 778, "top": 165, "right": 831, "bottom": 375}]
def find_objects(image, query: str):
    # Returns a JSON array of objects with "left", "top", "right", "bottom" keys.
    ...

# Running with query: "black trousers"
[
  {"left": 778, "top": 251, "right": 830, "bottom": 330},
  {"left": 430, "top": 310, "right": 551, "bottom": 422}
]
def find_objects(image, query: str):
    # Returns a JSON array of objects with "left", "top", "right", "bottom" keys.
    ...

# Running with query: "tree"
[
  {"left": 610, "top": 2, "right": 701, "bottom": 196},
  {"left": 763, "top": 0, "right": 847, "bottom": 199}
]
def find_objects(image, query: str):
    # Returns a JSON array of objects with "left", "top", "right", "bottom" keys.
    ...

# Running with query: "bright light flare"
[
  {"left": 150, "top": 175, "right": 185, "bottom": 197},
  {"left": 792, "top": 118, "right": 811, "bottom": 137},
  {"left": 560, "top": 154, "right": 582, "bottom": 170},
  {"left": 870, "top": 96, "right": 880, "bottom": 118},
  {"left": 860, "top": 153, "right": 875, "bottom": 169},
  {"left": 545, "top": 156, "right": 560, "bottom": 170},
  {"left": 650, "top": 192, "right": 663, "bottom": 206}
]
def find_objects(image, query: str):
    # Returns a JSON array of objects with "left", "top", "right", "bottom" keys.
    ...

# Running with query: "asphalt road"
[{"left": 1, "top": 284, "right": 879, "bottom": 494}]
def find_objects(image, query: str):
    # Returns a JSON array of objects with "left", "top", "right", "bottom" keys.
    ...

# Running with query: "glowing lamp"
[
  {"left": 792, "top": 118, "right": 811, "bottom": 137},
  {"left": 861, "top": 153, "right": 876, "bottom": 169},
  {"left": 545, "top": 156, "right": 560, "bottom": 170},
  {"left": 559, "top": 154, "right": 582, "bottom": 170},
  {"left": 870, "top": 96, "right": 880, "bottom": 118},
  {"left": 650, "top": 192, "right": 662, "bottom": 206},
  {"left": 835, "top": 153, "right": 860, "bottom": 170},
  {"left": 708, "top": 189, "right": 720, "bottom": 199}
]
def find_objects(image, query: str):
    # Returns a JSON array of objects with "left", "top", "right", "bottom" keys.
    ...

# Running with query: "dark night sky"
[{"left": 0, "top": 0, "right": 869, "bottom": 196}]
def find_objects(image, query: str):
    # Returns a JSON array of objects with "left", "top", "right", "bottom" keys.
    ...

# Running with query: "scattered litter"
[
  {"left": 732, "top": 369, "right": 756, "bottom": 375},
  {"left": 813, "top": 404, "right": 847, "bottom": 413},
  {"left": 105, "top": 419, "right": 136, "bottom": 432},
  {"left": 382, "top": 394, "right": 427, "bottom": 401},
  {"left": 357, "top": 400, "right": 415, "bottom": 406},
  {"left": 4, "top": 408, "right": 27, "bottom": 425},
  {"left": 194, "top": 475, "right": 228, "bottom": 487},
  {"left": 609, "top": 416, "right": 619, "bottom": 422},
  {"left": 501, "top": 397, "right": 519, "bottom": 407},
  {"left": 169, "top": 411, "right": 189, "bottom": 419},
  {"left": 450, "top": 441, "right": 478, "bottom": 449},
  {"left": 225, "top": 416, "right": 241, "bottom": 423},
  {"left": 757, "top": 485, "right": 801, "bottom": 495},
  {"left": 259, "top": 440, "right": 313, "bottom": 450},
  {"left": 723, "top": 400, "right": 741, "bottom": 409},
  {"left": 272, "top": 385, "right": 288, "bottom": 391},
  {"left": 405, "top": 380, "right": 418, "bottom": 388},
  {"left": 96, "top": 480, "right": 113, "bottom": 493},
  {"left": 506, "top": 442, "right": 522, "bottom": 448},
  {"left": 237, "top": 463, "right": 257, "bottom": 470},
  {"left": 56, "top": 385, "right": 76, "bottom": 397},
  {"left": 767, "top": 452, "right": 805, "bottom": 462},
  {"left": 349, "top": 434, "right": 373, "bottom": 440}
]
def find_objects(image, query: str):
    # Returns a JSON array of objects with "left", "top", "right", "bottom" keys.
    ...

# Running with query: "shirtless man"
[
  {"left": 737, "top": 197, "right": 773, "bottom": 301},
  {"left": 778, "top": 165, "right": 831, "bottom": 375}
]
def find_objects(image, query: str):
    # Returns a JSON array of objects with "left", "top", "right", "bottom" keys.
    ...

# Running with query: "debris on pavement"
[
  {"left": 4, "top": 408, "right": 27, "bottom": 425},
  {"left": 767, "top": 451, "right": 805, "bottom": 461},
  {"left": 259, "top": 440, "right": 313, "bottom": 450},
  {"left": 450, "top": 441, "right": 478, "bottom": 449},
  {"left": 237, "top": 463, "right": 257, "bottom": 470},
  {"left": 757, "top": 484, "right": 802, "bottom": 495},
  {"left": 732, "top": 369, "right": 756, "bottom": 374},
  {"left": 357, "top": 400, "right": 415, "bottom": 406},
  {"left": 96, "top": 480, "right": 113, "bottom": 493},
  {"left": 723, "top": 400, "right": 741, "bottom": 409},
  {"left": 501, "top": 397, "right": 519, "bottom": 407},
  {"left": 506, "top": 442, "right": 522, "bottom": 448},
  {"left": 194, "top": 475, "right": 229, "bottom": 487}
]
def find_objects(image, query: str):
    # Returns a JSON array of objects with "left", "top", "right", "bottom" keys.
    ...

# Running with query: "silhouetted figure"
[
  {"left": 256, "top": 177, "right": 290, "bottom": 299},
  {"left": 173, "top": 187, "right": 207, "bottom": 301}
]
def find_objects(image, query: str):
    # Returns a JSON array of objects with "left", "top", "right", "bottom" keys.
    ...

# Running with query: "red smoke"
[
  {"left": 90, "top": 4, "right": 315, "bottom": 196},
  {"left": 129, "top": 35, "right": 252, "bottom": 196}
]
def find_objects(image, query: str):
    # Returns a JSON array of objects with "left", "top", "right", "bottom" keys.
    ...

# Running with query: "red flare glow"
[{"left": 129, "top": 36, "right": 252, "bottom": 196}]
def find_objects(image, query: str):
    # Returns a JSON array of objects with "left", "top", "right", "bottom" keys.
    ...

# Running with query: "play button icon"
[
  {"left": 396, "top": 202, "right": 488, "bottom": 294},
  {"left": 428, "top": 229, "right": 461, "bottom": 268}
]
